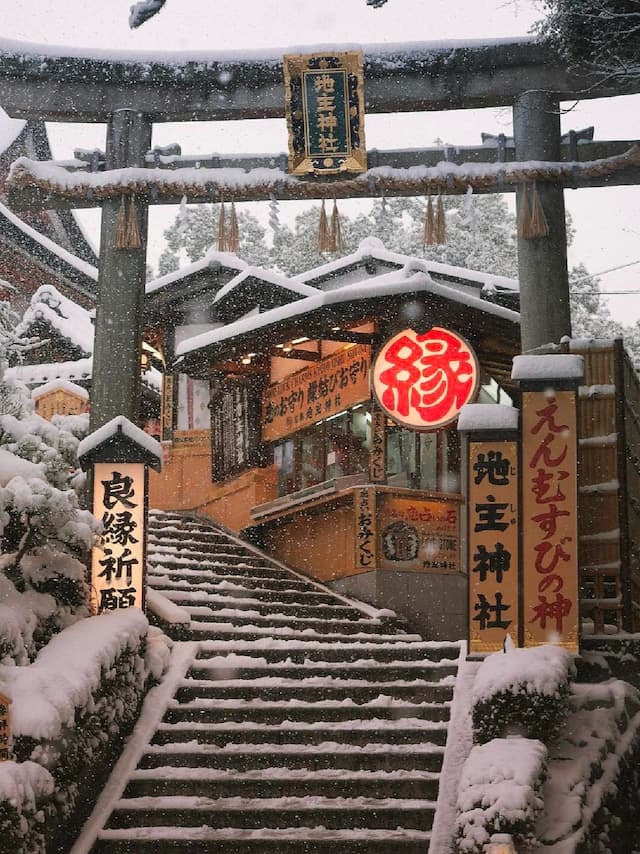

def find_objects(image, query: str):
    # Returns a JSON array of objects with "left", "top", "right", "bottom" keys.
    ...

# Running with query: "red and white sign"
[{"left": 372, "top": 327, "right": 480, "bottom": 430}]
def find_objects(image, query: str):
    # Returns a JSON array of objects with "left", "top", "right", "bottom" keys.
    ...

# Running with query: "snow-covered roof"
[
  {"left": 5, "top": 358, "right": 162, "bottom": 394},
  {"left": 16, "top": 284, "right": 94, "bottom": 355},
  {"left": 145, "top": 247, "right": 248, "bottom": 296},
  {"left": 213, "top": 266, "right": 318, "bottom": 306},
  {"left": 295, "top": 236, "right": 519, "bottom": 294},
  {"left": 77, "top": 415, "right": 162, "bottom": 469},
  {"left": 457, "top": 403, "right": 519, "bottom": 432},
  {"left": 31, "top": 379, "right": 89, "bottom": 401},
  {"left": 511, "top": 354, "right": 584, "bottom": 382},
  {"left": 0, "top": 200, "right": 98, "bottom": 284},
  {"left": 176, "top": 266, "right": 520, "bottom": 361},
  {"left": 0, "top": 106, "right": 26, "bottom": 156}
]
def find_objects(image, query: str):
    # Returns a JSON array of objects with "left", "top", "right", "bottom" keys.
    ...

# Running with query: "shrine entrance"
[{"left": 2, "top": 35, "right": 640, "bottom": 642}]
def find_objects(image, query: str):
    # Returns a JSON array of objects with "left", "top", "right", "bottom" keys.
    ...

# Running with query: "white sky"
[{"left": 1, "top": 0, "right": 639, "bottom": 325}]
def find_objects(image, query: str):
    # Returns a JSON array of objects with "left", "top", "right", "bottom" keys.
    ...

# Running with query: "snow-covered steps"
[{"left": 92, "top": 511, "right": 462, "bottom": 853}]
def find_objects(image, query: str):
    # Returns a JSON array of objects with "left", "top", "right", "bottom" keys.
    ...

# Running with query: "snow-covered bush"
[
  {"left": 0, "top": 404, "right": 100, "bottom": 663},
  {"left": 455, "top": 737, "right": 547, "bottom": 853},
  {"left": 0, "top": 761, "right": 54, "bottom": 854},
  {"left": 471, "top": 645, "right": 575, "bottom": 744},
  {"left": 0, "top": 611, "right": 149, "bottom": 852}
]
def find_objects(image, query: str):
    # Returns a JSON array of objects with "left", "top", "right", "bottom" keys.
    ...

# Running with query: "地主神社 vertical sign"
[
  {"left": 469, "top": 441, "right": 519, "bottom": 653},
  {"left": 522, "top": 390, "right": 579, "bottom": 651},
  {"left": 91, "top": 463, "right": 145, "bottom": 613},
  {"left": 0, "top": 692, "right": 11, "bottom": 761},
  {"left": 283, "top": 51, "right": 367, "bottom": 175},
  {"left": 372, "top": 327, "right": 480, "bottom": 431}
]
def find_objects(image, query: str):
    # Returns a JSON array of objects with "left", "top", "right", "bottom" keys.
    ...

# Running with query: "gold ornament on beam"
[
  {"left": 115, "top": 195, "right": 128, "bottom": 250},
  {"left": 331, "top": 199, "right": 343, "bottom": 252},
  {"left": 528, "top": 181, "right": 549, "bottom": 239},
  {"left": 435, "top": 194, "right": 447, "bottom": 245},
  {"left": 227, "top": 200, "right": 240, "bottom": 253},
  {"left": 217, "top": 200, "right": 227, "bottom": 251},
  {"left": 423, "top": 194, "right": 436, "bottom": 246},
  {"left": 318, "top": 199, "right": 331, "bottom": 253},
  {"left": 125, "top": 195, "right": 142, "bottom": 250}
]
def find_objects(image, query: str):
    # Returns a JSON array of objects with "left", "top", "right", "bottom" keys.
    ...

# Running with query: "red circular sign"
[{"left": 372, "top": 327, "right": 480, "bottom": 430}]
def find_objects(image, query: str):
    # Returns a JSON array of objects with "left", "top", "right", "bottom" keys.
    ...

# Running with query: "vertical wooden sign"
[
  {"left": 354, "top": 487, "right": 377, "bottom": 570},
  {"left": 160, "top": 373, "right": 174, "bottom": 442},
  {"left": 91, "top": 462, "right": 146, "bottom": 613},
  {"left": 469, "top": 441, "right": 520, "bottom": 653},
  {"left": 522, "top": 390, "right": 579, "bottom": 651},
  {"left": 370, "top": 405, "right": 386, "bottom": 483}
]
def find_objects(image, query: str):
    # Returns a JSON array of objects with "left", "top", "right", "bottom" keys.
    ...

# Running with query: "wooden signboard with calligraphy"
[
  {"left": 354, "top": 487, "right": 377, "bottom": 570},
  {"left": 0, "top": 692, "right": 11, "bottom": 762},
  {"left": 369, "top": 405, "right": 387, "bottom": 483},
  {"left": 378, "top": 494, "right": 460, "bottom": 572},
  {"left": 160, "top": 373, "right": 174, "bottom": 442},
  {"left": 469, "top": 441, "right": 519, "bottom": 653},
  {"left": 262, "top": 344, "right": 370, "bottom": 443},
  {"left": 91, "top": 462, "right": 146, "bottom": 613},
  {"left": 522, "top": 390, "right": 579, "bottom": 651},
  {"left": 283, "top": 51, "right": 367, "bottom": 176},
  {"left": 211, "top": 378, "right": 262, "bottom": 481}
]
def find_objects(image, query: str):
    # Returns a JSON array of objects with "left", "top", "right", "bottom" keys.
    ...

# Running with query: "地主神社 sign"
[
  {"left": 522, "top": 390, "right": 579, "bottom": 651},
  {"left": 469, "top": 440, "right": 519, "bottom": 653},
  {"left": 262, "top": 344, "right": 370, "bottom": 442},
  {"left": 283, "top": 50, "right": 367, "bottom": 176},
  {"left": 91, "top": 463, "right": 145, "bottom": 613},
  {"left": 372, "top": 328, "right": 480, "bottom": 431}
]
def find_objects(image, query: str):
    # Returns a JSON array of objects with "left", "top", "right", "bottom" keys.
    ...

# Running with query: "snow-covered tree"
[
  {"left": 157, "top": 203, "right": 270, "bottom": 276},
  {"left": 0, "top": 315, "right": 99, "bottom": 664},
  {"left": 536, "top": 0, "right": 640, "bottom": 83}
]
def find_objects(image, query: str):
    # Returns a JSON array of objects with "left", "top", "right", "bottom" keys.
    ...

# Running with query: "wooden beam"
[
  {"left": 8, "top": 143, "right": 640, "bottom": 210},
  {"left": 1, "top": 38, "right": 639, "bottom": 123}
]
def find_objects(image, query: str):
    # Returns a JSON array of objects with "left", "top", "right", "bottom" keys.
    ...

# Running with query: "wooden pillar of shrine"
[
  {"left": 91, "top": 109, "right": 152, "bottom": 430},
  {"left": 513, "top": 91, "right": 571, "bottom": 353}
]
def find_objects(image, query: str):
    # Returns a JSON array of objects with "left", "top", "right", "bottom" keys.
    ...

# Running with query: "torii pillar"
[
  {"left": 513, "top": 91, "right": 571, "bottom": 352},
  {"left": 90, "top": 109, "right": 152, "bottom": 431}
]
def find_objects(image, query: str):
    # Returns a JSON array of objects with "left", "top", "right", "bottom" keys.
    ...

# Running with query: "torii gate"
[{"left": 1, "top": 37, "right": 639, "bottom": 430}]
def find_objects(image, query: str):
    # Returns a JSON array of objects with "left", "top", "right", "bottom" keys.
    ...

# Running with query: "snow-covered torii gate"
[{"left": 1, "top": 37, "right": 639, "bottom": 429}]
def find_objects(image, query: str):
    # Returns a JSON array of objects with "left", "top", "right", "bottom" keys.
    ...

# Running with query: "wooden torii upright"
[{"left": 0, "top": 37, "right": 639, "bottom": 430}]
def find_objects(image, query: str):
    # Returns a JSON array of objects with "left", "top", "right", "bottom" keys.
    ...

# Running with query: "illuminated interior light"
[{"left": 291, "top": 336, "right": 310, "bottom": 344}]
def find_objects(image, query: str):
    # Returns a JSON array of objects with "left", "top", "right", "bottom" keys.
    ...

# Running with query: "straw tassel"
[
  {"left": 528, "top": 181, "right": 549, "bottom": 238},
  {"left": 318, "top": 200, "right": 331, "bottom": 253},
  {"left": 227, "top": 200, "right": 240, "bottom": 253},
  {"left": 115, "top": 195, "right": 128, "bottom": 250},
  {"left": 517, "top": 183, "right": 531, "bottom": 239},
  {"left": 435, "top": 194, "right": 447, "bottom": 244},
  {"left": 217, "top": 201, "right": 227, "bottom": 251},
  {"left": 330, "top": 199, "right": 343, "bottom": 253},
  {"left": 423, "top": 195, "right": 436, "bottom": 246},
  {"left": 125, "top": 195, "right": 142, "bottom": 250}
]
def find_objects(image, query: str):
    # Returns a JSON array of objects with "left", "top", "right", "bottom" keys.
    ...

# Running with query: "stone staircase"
[{"left": 93, "top": 510, "right": 462, "bottom": 853}]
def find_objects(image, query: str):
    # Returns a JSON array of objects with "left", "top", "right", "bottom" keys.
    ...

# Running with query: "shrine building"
[{"left": 148, "top": 238, "right": 522, "bottom": 638}]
